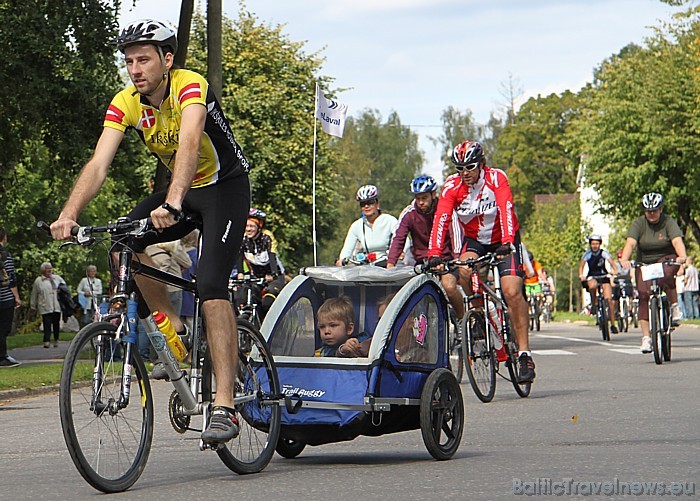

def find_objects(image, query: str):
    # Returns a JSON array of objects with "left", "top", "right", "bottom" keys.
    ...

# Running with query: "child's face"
[{"left": 318, "top": 316, "right": 354, "bottom": 347}]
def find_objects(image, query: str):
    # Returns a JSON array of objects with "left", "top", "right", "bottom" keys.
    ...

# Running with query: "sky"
[{"left": 119, "top": 0, "right": 677, "bottom": 181}]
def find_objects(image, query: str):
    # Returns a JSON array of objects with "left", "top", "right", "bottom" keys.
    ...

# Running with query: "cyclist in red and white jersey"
[{"left": 428, "top": 141, "right": 534, "bottom": 383}]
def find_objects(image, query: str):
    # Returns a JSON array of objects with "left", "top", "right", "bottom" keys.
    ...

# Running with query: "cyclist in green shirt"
[{"left": 619, "top": 193, "right": 687, "bottom": 353}]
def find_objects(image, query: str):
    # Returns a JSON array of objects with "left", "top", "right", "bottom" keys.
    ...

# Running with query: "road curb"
[{"left": 0, "top": 384, "right": 59, "bottom": 402}]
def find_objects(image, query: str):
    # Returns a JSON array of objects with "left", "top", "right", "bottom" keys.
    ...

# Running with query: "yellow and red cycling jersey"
[{"left": 103, "top": 69, "right": 249, "bottom": 188}]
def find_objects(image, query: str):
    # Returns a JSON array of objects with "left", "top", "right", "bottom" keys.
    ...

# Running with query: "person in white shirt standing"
[
  {"left": 683, "top": 257, "right": 699, "bottom": 319},
  {"left": 77, "top": 265, "right": 103, "bottom": 325}
]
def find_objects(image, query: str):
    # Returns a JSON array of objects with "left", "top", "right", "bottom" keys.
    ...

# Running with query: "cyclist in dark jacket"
[{"left": 387, "top": 175, "right": 464, "bottom": 320}]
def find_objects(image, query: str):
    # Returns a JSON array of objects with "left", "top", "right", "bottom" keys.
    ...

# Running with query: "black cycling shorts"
[
  {"left": 461, "top": 230, "right": 525, "bottom": 278},
  {"left": 127, "top": 175, "right": 250, "bottom": 302}
]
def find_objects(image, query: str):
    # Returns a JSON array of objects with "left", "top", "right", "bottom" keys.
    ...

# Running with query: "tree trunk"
[{"left": 207, "top": 0, "right": 222, "bottom": 99}]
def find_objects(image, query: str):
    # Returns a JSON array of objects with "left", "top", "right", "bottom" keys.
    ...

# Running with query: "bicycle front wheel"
[
  {"left": 464, "top": 310, "right": 496, "bottom": 403},
  {"left": 650, "top": 297, "right": 663, "bottom": 365},
  {"left": 598, "top": 301, "right": 610, "bottom": 341},
  {"left": 203, "top": 318, "right": 281, "bottom": 474},
  {"left": 59, "top": 322, "right": 153, "bottom": 493},
  {"left": 661, "top": 298, "right": 672, "bottom": 362},
  {"left": 504, "top": 315, "right": 531, "bottom": 398},
  {"left": 448, "top": 318, "right": 464, "bottom": 383}
]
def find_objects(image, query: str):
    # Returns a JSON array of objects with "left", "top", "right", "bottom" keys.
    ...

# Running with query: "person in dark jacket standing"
[
  {"left": 0, "top": 226, "right": 22, "bottom": 367},
  {"left": 387, "top": 175, "right": 464, "bottom": 321}
]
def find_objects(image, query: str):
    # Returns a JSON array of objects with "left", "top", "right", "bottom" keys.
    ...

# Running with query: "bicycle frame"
[{"left": 100, "top": 239, "right": 205, "bottom": 415}]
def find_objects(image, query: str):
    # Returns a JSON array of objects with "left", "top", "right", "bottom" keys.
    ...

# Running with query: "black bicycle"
[
  {"left": 40, "top": 217, "right": 281, "bottom": 493},
  {"left": 588, "top": 274, "right": 613, "bottom": 341},
  {"left": 637, "top": 261, "right": 681, "bottom": 364}
]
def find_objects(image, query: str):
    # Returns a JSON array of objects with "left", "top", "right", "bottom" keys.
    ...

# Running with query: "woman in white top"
[
  {"left": 336, "top": 185, "right": 398, "bottom": 267},
  {"left": 77, "top": 265, "right": 103, "bottom": 325}
]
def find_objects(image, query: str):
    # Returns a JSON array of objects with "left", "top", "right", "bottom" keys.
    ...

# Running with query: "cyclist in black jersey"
[
  {"left": 579, "top": 234, "right": 618, "bottom": 332},
  {"left": 236, "top": 209, "right": 286, "bottom": 319}
]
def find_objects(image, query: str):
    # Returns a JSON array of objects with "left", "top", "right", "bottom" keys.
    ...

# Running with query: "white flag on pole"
[{"left": 315, "top": 85, "right": 348, "bottom": 138}]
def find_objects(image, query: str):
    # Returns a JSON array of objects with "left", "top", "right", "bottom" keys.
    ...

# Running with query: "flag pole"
[{"left": 312, "top": 81, "right": 319, "bottom": 266}]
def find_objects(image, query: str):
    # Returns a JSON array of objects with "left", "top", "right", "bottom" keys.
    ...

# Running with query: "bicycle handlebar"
[{"left": 416, "top": 249, "right": 511, "bottom": 275}]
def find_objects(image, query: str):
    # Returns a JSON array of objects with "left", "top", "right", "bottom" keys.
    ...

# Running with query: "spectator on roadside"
[
  {"left": 683, "top": 257, "right": 699, "bottom": 319},
  {"left": 77, "top": 264, "right": 103, "bottom": 325},
  {"left": 676, "top": 273, "right": 686, "bottom": 319},
  {"left": 0, "top": 226, "right": 22, "bottom": 367},
  {"left": 180, "top": 229, "right": 199, "bottom": 332},
  {"left": 30, "top": 262, "right": 65, "bottom": 348},
  {"left": 145, "top": 240, "right": 192, "bottom": 317}
]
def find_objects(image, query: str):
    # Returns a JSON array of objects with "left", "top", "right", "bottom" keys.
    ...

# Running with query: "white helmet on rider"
[{"left": 356, "top": 185, "right": 379, "bottom": 202}]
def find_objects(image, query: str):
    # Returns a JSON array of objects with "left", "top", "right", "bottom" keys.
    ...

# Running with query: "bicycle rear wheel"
[
  {"left": 504, "top": 315, "right": 531, "bottom": 398},
  {"left": 59, "top": 322, "right": 153, "bottom": 493},
  {"left": 464, "top": 310, "right": 496, "bottom": 402},
  {"left": 650, "top": 297, "right": 663, "bottom": 365},
  {"left": 203, "top": 318, "right": 281, "bottom": 474}
]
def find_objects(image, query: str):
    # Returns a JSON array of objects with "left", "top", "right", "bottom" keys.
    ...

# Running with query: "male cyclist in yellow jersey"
[{"left": 50, "top": 20, "right": 248, "bottom": 445}]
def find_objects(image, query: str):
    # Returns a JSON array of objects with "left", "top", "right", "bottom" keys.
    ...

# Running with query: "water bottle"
[
  {"left": 153, "top": 311, "right": 188, "bottom": 362},
  {"left": 487, "top": 302, "right": 503, "bottom": 350}
]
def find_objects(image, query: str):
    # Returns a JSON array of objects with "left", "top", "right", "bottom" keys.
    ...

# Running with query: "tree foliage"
[
  {"left": 493, "top": 91, "right": 581, "bottom": 222},
  {"left": 570, "top": 11, "right": 700, "bottom": 243},
  {"left": 186, "top": 10, "right": 340, "bottom": 271},
  {"left": 431, "top": 106, "right": 483, "bottom": 181},
  {"left": 0, "top": 1, "right": 152, "bottom": 298}
]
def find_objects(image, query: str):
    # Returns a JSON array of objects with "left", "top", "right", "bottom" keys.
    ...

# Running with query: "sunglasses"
[
  {"left": 455, "top": 162, "right": 480, "bottom": 172},
  {"left": 359, "top": 199, "right": 377, "bottom": 208}
]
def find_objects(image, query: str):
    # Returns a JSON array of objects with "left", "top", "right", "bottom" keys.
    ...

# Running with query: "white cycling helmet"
[
  {"left": 642, "top": 192, "right": 664, "bottom": 211},
  {"left": 116, "top": 19, "right": 178, "bottom": 55},
  {"left": 588, "top": 234, "right": 603, "bottom": 243},
  {"left": 356, "top": 185, "right": 379, "bottom": 202}
]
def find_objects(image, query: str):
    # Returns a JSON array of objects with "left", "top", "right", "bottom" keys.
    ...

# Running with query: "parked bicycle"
[
  {"left": 636, "top": 261, "right": 681, "bottom": 364},
  {"left": 39, "top": 217, "right": 281, "bottom": 493},
  {"left": 429, "top": 252, "right": 531, "bottom": 402}
]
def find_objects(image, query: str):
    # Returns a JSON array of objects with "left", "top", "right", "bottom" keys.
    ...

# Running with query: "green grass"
[
  {"left": 551, "top": 311, "right": 596, "bottom": 325},
  {"left": 0, "top": 363, "right": 65, "bottom": 391}
]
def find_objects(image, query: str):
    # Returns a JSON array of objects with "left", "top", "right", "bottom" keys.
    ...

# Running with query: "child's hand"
[{"left": 340, "top": 338, "right": 364, "bottom": 357}]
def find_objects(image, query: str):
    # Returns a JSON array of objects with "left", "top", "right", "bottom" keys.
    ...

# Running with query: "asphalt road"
[{"left": 2, "top": 321, "right": 699, "bottom": 500}]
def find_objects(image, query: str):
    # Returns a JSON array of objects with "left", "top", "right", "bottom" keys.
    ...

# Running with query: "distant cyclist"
[
  {"left": 336, "top": 185, "right": 398, "bottom": 267},
  {"left": 579, "top": 234, "right": 618, "bottom": 333},
  {"left": 524, "top": 250, "right": 546, "bottom": 313},
  {"left": 619, "top": 193, "right": 686, "bottom": 353},
  {"left": 237, "top": 208, "right": 286, "bottom": 318},
  {"left": 427, "top": 141, "right": 534, "bottom": 383},
  {"left": 387, "top": 175, "right": 464, "bottom": 321}
]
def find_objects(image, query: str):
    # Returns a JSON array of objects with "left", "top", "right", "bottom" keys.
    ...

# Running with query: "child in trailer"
[{"left": 315, "top": 295, "right": 371, "bottom": 357}]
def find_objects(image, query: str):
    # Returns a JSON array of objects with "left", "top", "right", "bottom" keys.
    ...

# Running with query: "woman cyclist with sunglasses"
[
  {"left": 336, "top": 185, "right": 398, "bottom": 267},
  {"left": 427, "top": 141, "right": 535, "bottom": 383}
]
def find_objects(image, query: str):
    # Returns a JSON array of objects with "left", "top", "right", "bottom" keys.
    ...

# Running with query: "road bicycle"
[
  {"left": 637, "top": 261, "right": 681, "bottom": 364},
  {"left": 435, "top": 252, "right": 532, "bottom": 402},
  {"left": 587, "top": 274, "right": 613, "bottom": 341},
  {"left": 39, "top": 217, "right": 281, "bottom": 493}
]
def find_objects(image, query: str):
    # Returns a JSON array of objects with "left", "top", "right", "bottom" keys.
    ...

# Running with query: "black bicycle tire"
[
  {"left": 503, "top": 314, "right": 531, "bottom": 398},
  {"left": 661, "top": 297, "right": 672, "bottom": 361},
  {"left": 463, "top": 310, "right": 496, "bottom": 403},
  {"left": 203, "top": 318, "right": 282, "bottom": 474},
  {"left": 419, "top": 368, "right": 464, "bottom": 460},
  {"left": 59, "top": 322, "right": 153, "bottom": 493},
  {"left": 535, "top": 302, "right": 541, "bottom": 331},
  {"left": 599, "top": 299, "right": 610, "bottom": 341},
  {"left": 650, "top": 296, "right": 663, "bottom": 364}
]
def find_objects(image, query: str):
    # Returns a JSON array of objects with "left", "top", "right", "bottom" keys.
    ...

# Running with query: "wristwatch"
[{"left": 161, "top": 203, "right": 184, "bottom": 221}]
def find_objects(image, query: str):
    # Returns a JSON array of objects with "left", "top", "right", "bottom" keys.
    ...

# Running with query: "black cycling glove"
[{"left": 495, "top": 244, "right": 513, "bottom": 257}]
